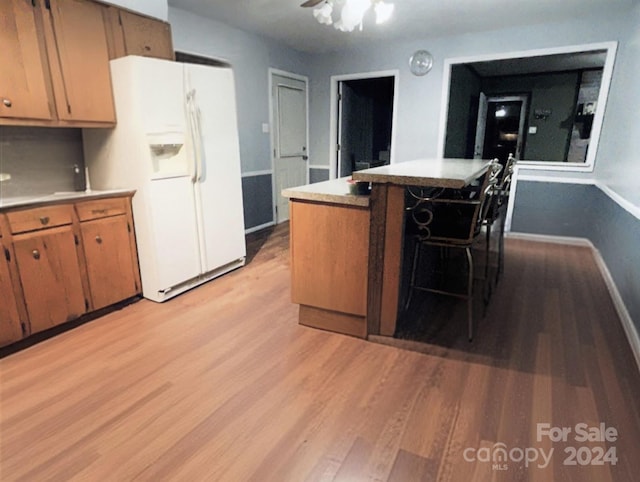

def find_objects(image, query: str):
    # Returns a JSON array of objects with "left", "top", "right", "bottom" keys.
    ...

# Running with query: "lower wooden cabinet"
[
  {"left": 0, "top": 194, "right": 141, "bottom": 347},
  {"left": 80, "top": 213, "right": 139, "bottom": 310},
  {"left": 12, "top": 225, "right": 87, "bottom": 334},
  {"left": 0, "top": 236, "right": 24, "bottom": 346}
]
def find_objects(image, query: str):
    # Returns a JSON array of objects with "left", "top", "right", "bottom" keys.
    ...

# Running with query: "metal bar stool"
[{"left": 404, "top": 161, "right": 501, "bottom": 341}]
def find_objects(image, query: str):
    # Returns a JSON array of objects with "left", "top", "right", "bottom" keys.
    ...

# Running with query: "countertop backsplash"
[{"left": 0, "top": 126, "right": 86, "bottom": 200}]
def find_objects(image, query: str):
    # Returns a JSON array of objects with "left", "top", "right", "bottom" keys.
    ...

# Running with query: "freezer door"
[
  {"left": 133, "top": 57, "right": 186, "bottom": 135},
  {"left": 186, "top": 64, "right": 246, "bottom": 274},
  {"left": 147, "top": 177, "right": 201, "bottom": 292}
]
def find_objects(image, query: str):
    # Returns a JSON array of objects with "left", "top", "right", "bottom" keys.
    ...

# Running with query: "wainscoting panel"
[
  {"left": 241, "top": 174, "right": 274, "bottom": 230},
  {"left": 512, "top": 180, "right": 640, "bottom": 340}
]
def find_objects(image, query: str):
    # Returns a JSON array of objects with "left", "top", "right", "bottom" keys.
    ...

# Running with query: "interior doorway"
[
  {"left": 330, "top": 71, "right": 398, "bottom": 179},
  {"left": 474, "top": 94, "right": 529, "bottom": 162},
  {"left": 270, "top": 71, "right": 309, "bottom": 223}
]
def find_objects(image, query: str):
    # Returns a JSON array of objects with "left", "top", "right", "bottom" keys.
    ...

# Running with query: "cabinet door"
[
  {"left": 101, "top": 5, "right": 126, "bottom": 60},
  {"left": 13, "top": 226, "right": 86, "bottom": 334},
  {"left": 0, "top": 242, "right": 24, "bottom": 346},
  {"left": 119, "top": 10, "right": 174, "bottom": 61},
  {"left": 81, "top": 215, "right": 138, "bottom": 310},
  {"left": 0, "top": 0, "right": 53, "bottom": 121},
  {"left": 41, "top": 0, "right": 115, "bottom": 123}
]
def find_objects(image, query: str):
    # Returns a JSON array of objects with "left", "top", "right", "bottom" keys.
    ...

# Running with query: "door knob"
[
  {"left": 2, "top": 98, "right": 11, "bottom": 108},
  {"left": 95, "top": 235, "right": 103, "bottom": 244},
  {"left": 32, "top": 249, "right": 40, "bottom": 260},
  {"left": 40, "top": 216, "right": 50, "bottom": 225}
]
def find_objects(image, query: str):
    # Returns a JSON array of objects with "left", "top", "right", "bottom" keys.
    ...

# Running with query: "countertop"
[
  {"left": 0, "top": 189, "right": 135, "bottom": 211},
  {"left": 282, "top": 177, "right": 370, "bottom": 207},
  {"left": 352, "top": 158, "right": 492, "bottom": 189}
]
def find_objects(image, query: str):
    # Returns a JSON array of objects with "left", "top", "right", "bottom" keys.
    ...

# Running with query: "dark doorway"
[
  {"left": 338, "top": 77, "right": 394, "bottom": 177},
  {"left": 472, "top": 94, "right": 529, "bottom": 164},
  {"left": 483, "top": 99, "right": 524, "bottom": 162}
]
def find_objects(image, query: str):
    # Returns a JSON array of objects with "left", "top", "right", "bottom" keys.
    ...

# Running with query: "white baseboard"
[
  {"left": 508, "top": 231, "right": 640, "bottom": 373},
  {"left": 590, "top": 248, "right": 640, "bottom": 373},
  {"left": 505, "top": 232, "right": 592, "bottom": 247},
  {"left": 244, "top": 221, "right": 275, "bottom": 234}
]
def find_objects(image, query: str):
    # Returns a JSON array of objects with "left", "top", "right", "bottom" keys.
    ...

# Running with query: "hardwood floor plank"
[{"left": 1, "top": 228, "right": 639, "bottom": 481}]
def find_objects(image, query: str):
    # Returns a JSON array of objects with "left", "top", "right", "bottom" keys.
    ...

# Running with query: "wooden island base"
[{"left": 288, "top": 195, "right": 370, "bottom": 339}]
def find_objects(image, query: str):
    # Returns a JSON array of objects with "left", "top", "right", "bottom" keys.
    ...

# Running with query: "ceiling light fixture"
[{"left": 304, "top": 0, "right": 395, "bottom": 32}]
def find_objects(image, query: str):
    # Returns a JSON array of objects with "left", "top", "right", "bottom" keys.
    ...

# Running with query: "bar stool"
[
  {"left": 494, "top": 153, "right": 516, "bottom": 285},
  {"left": 404, "top": 161, "right": 501, "bottom": 341}
]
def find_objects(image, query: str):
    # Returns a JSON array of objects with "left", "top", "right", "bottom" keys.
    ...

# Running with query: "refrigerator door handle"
[
  {"left": 194, "top": 104, "right": 206, "bottom": 182},
  {"left": 186, "top": 90, "right": 199, "bottom": 183}
]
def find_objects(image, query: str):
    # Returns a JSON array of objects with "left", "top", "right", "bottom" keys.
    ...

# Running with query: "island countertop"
[
  {"left": 352, "top": 158, "right": 491, "bottom": 188},
  {"left": 282, "top": 177, "right": 370, "bottom": 207}
]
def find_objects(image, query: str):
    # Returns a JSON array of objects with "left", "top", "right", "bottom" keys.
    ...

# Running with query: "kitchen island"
[{"left": 283, "top": 158, "right": 491, "bottom": 339}]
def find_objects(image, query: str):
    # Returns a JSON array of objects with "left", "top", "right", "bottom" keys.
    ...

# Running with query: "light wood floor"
[{"left": 1, "top": 224, "right": 639, "bottom": 481}]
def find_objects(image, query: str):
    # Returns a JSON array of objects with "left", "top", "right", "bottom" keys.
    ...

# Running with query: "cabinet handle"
[
  {"left": 32, "top": 249, "right": 40, "bottom": 260},
  {"left": 39, "top": 216, "right": 50, "bottom": 225},
  {"left": 95, "top": 235, "right": 103, "bottom": 244},
  {"left": 2, "top": 98, "right": 11, "bottom": 108},
  {"left": 92, "top": 209, "right": 107, "bottom": 215}
]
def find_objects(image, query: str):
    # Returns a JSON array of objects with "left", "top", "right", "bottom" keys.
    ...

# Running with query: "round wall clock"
[{"left": 409, "top": 50, "right": 434, "bottom": 76}]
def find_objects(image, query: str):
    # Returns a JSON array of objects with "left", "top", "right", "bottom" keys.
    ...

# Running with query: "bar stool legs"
[
  {"left": 465, "top": 246, "right": 474, "bottom": 342},
  {"left": 404, "top": 242, "right": 476, "bottom": 342}
]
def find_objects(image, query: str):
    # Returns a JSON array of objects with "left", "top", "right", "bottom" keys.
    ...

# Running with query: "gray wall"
[
  {"left": 0, "top": 127, "right": 85, "bottom": 198},
  {"left": 512, "top": 181, "right": 640, "bottom": 334},
  {"left": 306, "top": 6, "right": 633, "bottom": 184},
  {"left": 444, "top": 65, "right": 481, "bottom": 158},
  {"left": 482, "top": 72, "right": 579, "bottom": 161},
  {"left": 594, "top": 4, "right": 640, "bottom": 207},
  {"left": 310, "top": 168, "right": 330, "bottom": 184}
]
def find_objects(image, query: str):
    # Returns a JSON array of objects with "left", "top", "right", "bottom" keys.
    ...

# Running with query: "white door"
[
  {"left": 474, "top": 92, "right": 488, "bottom": 158},
  {"left": 272, "top": 73, "right": 308, "bottom": 223},
  {"left": 186, "top": 64, "right": 246, "bottom": 274}
]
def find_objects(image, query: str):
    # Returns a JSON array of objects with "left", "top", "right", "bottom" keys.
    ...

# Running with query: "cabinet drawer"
[
  {"left": 76, "top": 197, "right": 127, "bottom": 221},
  {"left": 7, "top": 205, "right": 74, "bottom": 234}
]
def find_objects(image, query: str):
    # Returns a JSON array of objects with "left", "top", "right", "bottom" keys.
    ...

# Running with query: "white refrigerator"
[{"left": 84, "top": 56, "right": 246, "bottom": 302}]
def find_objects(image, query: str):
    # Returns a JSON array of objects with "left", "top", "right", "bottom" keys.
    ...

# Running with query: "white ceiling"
[{"left": 167, "top": 0, "right": 636, "bottom": 53}]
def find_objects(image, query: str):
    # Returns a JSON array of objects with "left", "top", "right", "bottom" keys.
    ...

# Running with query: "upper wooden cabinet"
[
  {"left": 0, "top": 0, "right": 115, "bottom": 126},
  {"left": 102, "top": 6, "right": 174, "bottom": 61},
  {"left": 0, "top": 0, "right": 54, "bottom": 121},
  {"left": 40, "top": 0, "right": 116, "bottom": 124},
  {"left": 1, "top": 0, "right": 174, "bottom": 127}
]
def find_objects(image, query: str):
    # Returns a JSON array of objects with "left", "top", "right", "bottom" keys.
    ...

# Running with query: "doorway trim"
[
  {"left": 329, "top": 70, "right": 399, "bottom": 180},
  {"left": 268, "top": 68, "right": 310, "bottom": 224},
  {"left": 474, "top": 94, "right": 530, "bottom": 160}
]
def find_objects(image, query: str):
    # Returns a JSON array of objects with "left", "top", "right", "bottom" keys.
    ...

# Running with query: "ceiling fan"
[{"left": 301, "top": 0, "right": 395, "bottom": 31}]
